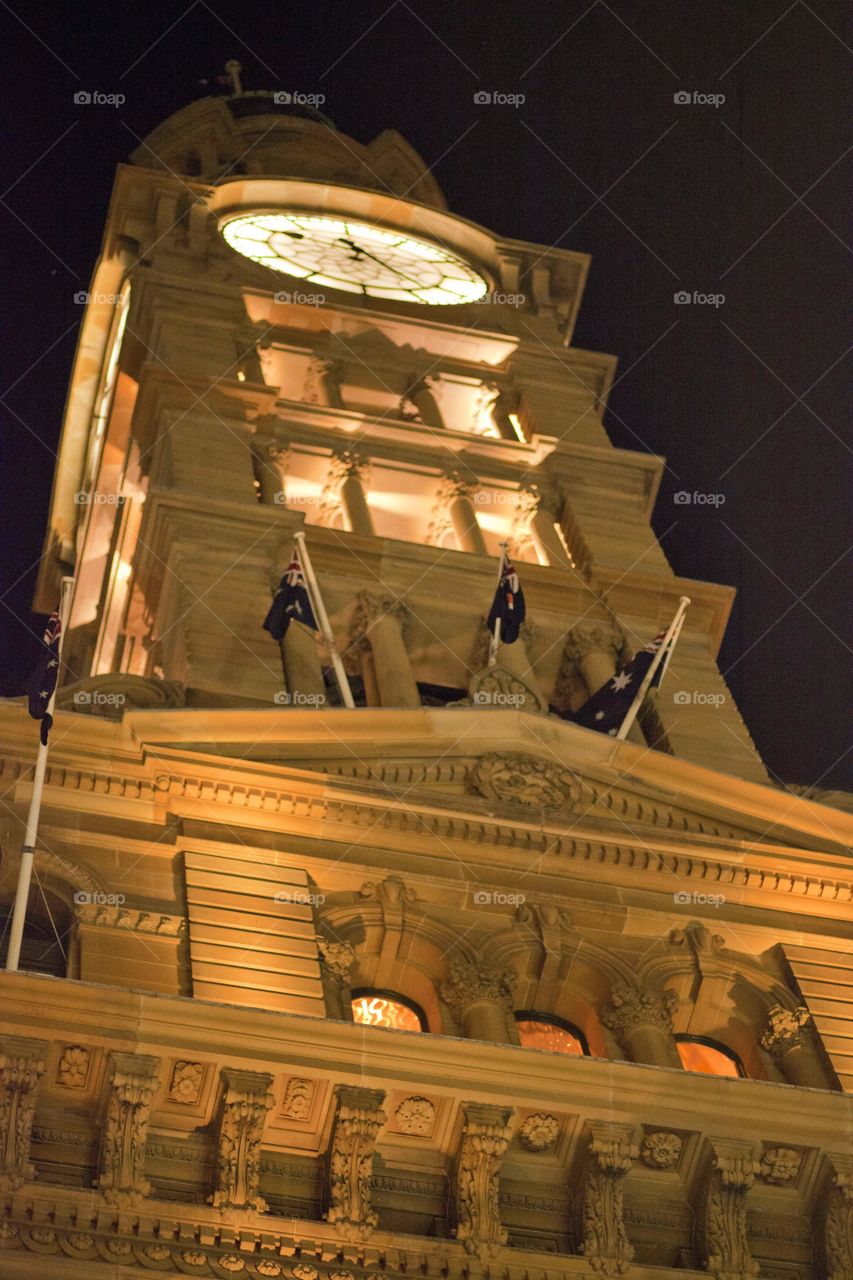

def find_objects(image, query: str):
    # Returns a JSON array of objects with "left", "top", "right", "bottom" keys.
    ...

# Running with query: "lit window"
[
  {"left": 351, "top": 990, "right": 425, "bottom": 1032},
  {"left": 516, "top": 1012, "right": 586, "bottom": 1056},
  {"left": 676, "top": 1037, "right": 743, "bottom": 1078}
]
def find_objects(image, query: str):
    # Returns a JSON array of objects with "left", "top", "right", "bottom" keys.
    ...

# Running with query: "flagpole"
[
  {"left": 293, "top": 532, "right": 355, "bottom": 709},
  {"left": 487, "top": 542, "right": 508, "bottom": 668},
  {"left": 656, "top": 609, "right": 687, "bottom": 688},
  {"left": 6, "top": 576, "right": 74, "bottom": 972},
  {"left": 614, "top": 595, "right": 690, "bottom": 741}
]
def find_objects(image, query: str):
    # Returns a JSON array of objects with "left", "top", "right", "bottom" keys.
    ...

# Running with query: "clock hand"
[{"left": 337, "top": 237, "right": 425, "bottom": 287}]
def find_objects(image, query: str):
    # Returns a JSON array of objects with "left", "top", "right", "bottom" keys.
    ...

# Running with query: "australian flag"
[
  {"left": 263, "top": 548, "right": 318, "bottom": 642},
  {"left": 27, "top": 612, "right": 62, "bottom": 746},
  {"left": 570, "top": 631, "right": 667, "bottom": 736},
  {"left": 487, "top": 550, "right": 526, "bottom": 644}
]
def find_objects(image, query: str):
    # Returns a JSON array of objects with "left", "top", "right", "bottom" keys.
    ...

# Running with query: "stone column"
[
  {"left": 601, "top": 978, "right": 682, "bottom": 1068},
  {"left": 253, "top": 443, "right": 285, "bottom": 505},
  {"left": 0, "top": 1036, "right": 47, "bottom": 1192},
  {"left": 486, "top": 386, "right": 521, "bottom": 441},
  {"left": 452, "top": 1102, "right": 514, "bottom": 1261},
  {"left": 403, "top": 374, "right": 444, "bottom": 428},
  {"left": 316, "top": 937, "right": 356, "bottom": 1020},
  {"left": 209, "top": 1068, "right": 275, "bottom": 1211},
  {"left": 350, "top": 592, "right": 420, "bottom": 708},
  {"left": 437, "top": 474, "right": 488, "bottom": 555},
  {"left": 304, "top": 355, "right": 344, "bottom": 407},
  {"left": 696, "top": 1139, "right": 760, "bottom": 1280},
  {"left": 760, "top": 1005, "right": 828, "bottom": 1089},
  {"left": 579, "top": 1121, "right": 638, "bottom": 1275},
  {"left": 821, "top": 1152, "right": 853, "bottom": 1280},
  {"left": 324, "top": 1084, "right": 386, "bottom": 1239},
  {"left": 96, "top": 1052, "right": 160, "bottom": 1206},
  {"left": 524, "top": 484, "right": 575, "bottom": 570},
  {"left": 282, "top": 620, "right": 327, "bottom": 703},
  {"left": 440, "top": 958, "right": 517, "bottom": 1043},
  {"left": 565, "top": 622, "right": 624, "bottom": 697},
  {"left": 329, "top": 452, "right": 375, "bottom": 536}
]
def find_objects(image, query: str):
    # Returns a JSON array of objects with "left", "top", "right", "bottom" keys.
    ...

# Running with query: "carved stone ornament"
[
  {"left": 581, "top": 1122, "right": 638, "bottom": 1276},
  {"left": 209, "top": 1069, "right": 275, "bottom": 1211},
  {"left": 440, "top": 958, "right": 518, "bottom": 1019},
  {"left": 699, "top": 1141, "right": 760, "bottom": 1280},
  {"left": 564, "top": 622, "right": 624, "bottom": 665},
  {"left": 824, "top": 1154, "right": 853, "bottom": 1280},
  {"left": 324, "top": 1084, "right": 386, "bottom": 1238},
  {"left": 459, "top": 666, "right": 550, "bottom": 715},
  {"left": 760, "top": 1005, "right": 814, "bottom": 1057},
  {"left": 394, "top": 1095, "right": 436, "bottom": 1136},
  {"left": 519, "top": 1112, "right": 560, "bottom": 1152},
  {"left": 602, "top": 979, "right": 679, "bottom": 1039},
  {"left": 453, "top": 1102, "right": 514, "bottom": 1260},
  {"left": 758, "top": 1146, "right": 801, "bottom": 1185},
  {"left": 466, "top": 751, "right": 582, "bottom": 809},
  {"left": 97, "top": 1052, "right": 160, "bottom": 1206},
  {"left": 56, "top": 1044, "right": 91, "bottom": 1089},
  {"left": 316, "top": 936, "right": 356, "bottom": 985},
  {"left": 281, "top": 1076, "right": 315, "bottom": 1120},
  {"left": 348, "top": 590, "right": 409, "bottom": 646},
  {"left": 168, "top": 1060, "right": 204, "bottom": 1105},
  {"left": 0, "top": 1036, "right": 47, "bottom": 1191},
  {"left": 640, "top": 1131, "right": 683, "bottom": 1170}
]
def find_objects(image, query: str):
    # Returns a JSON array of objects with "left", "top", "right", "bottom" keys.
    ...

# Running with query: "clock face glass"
[{"left": 221, "top": 212, "right": 489, "bottom": 305}]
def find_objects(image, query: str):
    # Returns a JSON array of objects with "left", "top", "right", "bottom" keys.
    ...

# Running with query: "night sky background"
[{"left": 1, "top": 0, "right": 850, "bottom": 789}]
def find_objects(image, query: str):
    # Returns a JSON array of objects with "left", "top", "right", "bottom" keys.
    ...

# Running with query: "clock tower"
[{"left": 3, "top": 79, "right": 851, "bottom": 1280}]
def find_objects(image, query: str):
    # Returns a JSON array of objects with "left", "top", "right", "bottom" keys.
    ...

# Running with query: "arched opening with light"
[
  {"left": 351, "top": 989, "right": 426, "bottom": 1032},
  {"left": 675, "top": 1036, "right": 744, "bottom": 1078},
  {"left": 515, "top": 1011, "right": 588, "bottom": 1056}
]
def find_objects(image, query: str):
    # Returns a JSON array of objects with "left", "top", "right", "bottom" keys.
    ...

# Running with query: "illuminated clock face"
[{"left": 221, "top": 212, "right": 489, "bottom": 305}]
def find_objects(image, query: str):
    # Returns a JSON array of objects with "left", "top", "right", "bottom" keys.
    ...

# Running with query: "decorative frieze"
[
  {"left": 580, "top": 1120, "right": 638, "bottom": 1277},
  {"left": 75, "top": 902, "right": 184, "bottom": 934},
  {"left": 324, "top": 1084, "right": 386, "bottom": 1238},
  {"left": 698, "top": 1139, "right": 760, "bottom": 1280},
  {"left": 453, "top": 1102, "right": 514, "bottom": 1260},
  {"left": 0, "top": 1036, "right": 47, "bottom": 1191},
  {"left": 96, "top": 1052, "right": 160, "bottom": 1206},
  {"left": 466, "top": 751, "right": 583, "bottom": 809},
  {"left": 210, "top": 1068, "right": 275, "bottom": 1211}
]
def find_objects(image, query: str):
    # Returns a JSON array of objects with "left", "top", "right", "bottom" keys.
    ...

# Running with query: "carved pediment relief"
[{"left": 467, "top": 751, "right": 584, "bottom": 811}]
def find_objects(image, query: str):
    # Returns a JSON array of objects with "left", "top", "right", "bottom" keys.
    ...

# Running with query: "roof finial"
[{"left": 224, "top": 59, "right": 243, "bottom": 96}]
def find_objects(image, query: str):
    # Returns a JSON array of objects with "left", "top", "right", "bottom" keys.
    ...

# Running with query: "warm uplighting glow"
[
  {"left": 351, "top": 993, "right": 423, "bottom": 1032},
  {"left": 507, "top": 412, "right": 525, "bottom": 442},
  {"left": 676, "top": 1039, "right": 742, "bottom": 1077},
  {"left": 220, "top": 212, "right": 489, "bottom": 306},
  {"left": 517, "top": 1018, "right": 585, "bottom": 1056}
]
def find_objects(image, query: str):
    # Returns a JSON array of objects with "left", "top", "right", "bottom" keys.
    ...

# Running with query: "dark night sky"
[{"left": 1, "top": 1, "right": 850, "bottom": 789}]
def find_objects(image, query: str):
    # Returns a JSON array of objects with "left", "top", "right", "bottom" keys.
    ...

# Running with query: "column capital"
[
  {"left": 440, "top": 957, "right": 518, "bottom": 1019},
  {"left": 601, "top": 978, "right": 679, "bottom": 1038},
  {"left": 565, "top": 620, "right": 624, "bottom": 664},
  {"left": 437, "top": 469, "right": 481, "bottom": 502},
  {"left": 349, "top": 590, "right": 408, "bottom": 642},
  {"left": 316, "top": 936, "right": 356, "bottom": 986},
  {"left": 760, "top": 1004, "right": 813, "bottom": 1058}
]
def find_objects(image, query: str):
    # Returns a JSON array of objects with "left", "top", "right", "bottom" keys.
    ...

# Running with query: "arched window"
[
  {"left": 515, "top": 1011, "right": 588, "bottom": 1056},
  {"left": 676, "top": 1035, "right": 744, "bottom": 1078},
  {"left": 351, "top": 989, "right": 426, "bottom": 1032},
  {"left": 0, "top": 893, "right": 71, "bottom": 977}
]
